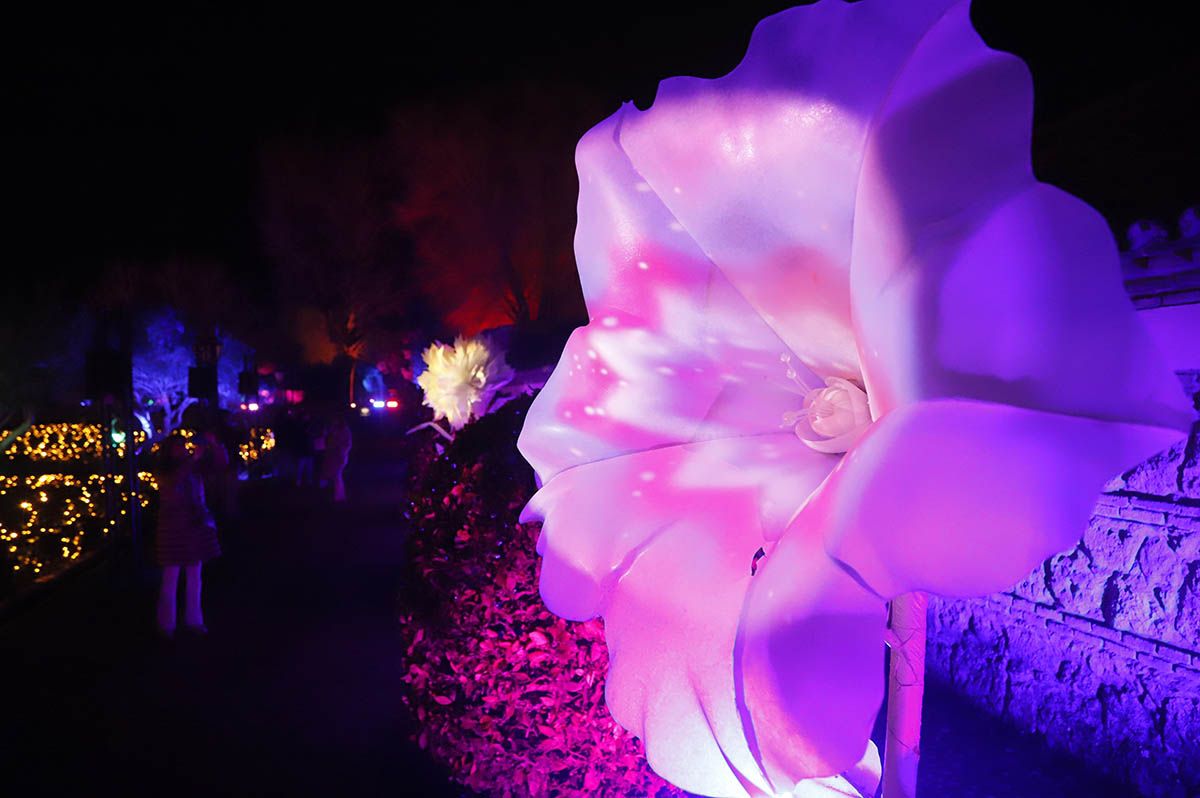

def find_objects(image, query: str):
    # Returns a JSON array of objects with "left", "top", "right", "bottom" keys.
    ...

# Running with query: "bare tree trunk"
[
  {"left": 882, "top": 591, "right": 928, "bottom": 798},
  {"left": 165, "top": 397, "right": 197, "bottom": 436}
]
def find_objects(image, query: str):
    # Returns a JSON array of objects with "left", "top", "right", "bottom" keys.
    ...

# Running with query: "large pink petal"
[
  {"left": 521, "top": 436, "right": 840, "bottom": 796},
  {"left": 617, "top": 0, "right": 962, "bottom": 381},
  {"left": 738, "top": 514, "right": 886, "bottom": 791},
  {"left": 522, "top": 434, "right": 834, "bottom": 621},
  {"left": 518, "top": 110, "right": 822, "bottom": 484},
  {"left": 850, "top": 1, "right": 1192, "bottom": 430},
  {"left": 812, "top": 399, "right": 1183, "bottom": 599},
  {"left": 601, "top": 486, "right": 770, "bottom": 798}
]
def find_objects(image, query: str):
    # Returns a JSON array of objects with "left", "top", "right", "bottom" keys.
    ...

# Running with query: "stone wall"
[
  {"left": 929, "top": 226, "right": 1200, "bottom": 796},
  {"left": 928, "top": 423, "right": 1200, "bottom": 797}
]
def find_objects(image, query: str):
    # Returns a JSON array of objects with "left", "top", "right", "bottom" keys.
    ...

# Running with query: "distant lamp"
[{"left": 247, "top": 402, "right": 260, "bottom": 412}]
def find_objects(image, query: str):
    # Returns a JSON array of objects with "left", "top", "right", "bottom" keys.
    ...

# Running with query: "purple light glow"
[{"left": 516, "top": 1, "right": 1190, "bottom": 796}]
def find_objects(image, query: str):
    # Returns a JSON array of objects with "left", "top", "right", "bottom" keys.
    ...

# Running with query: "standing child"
[{"left": 155, "top": 436, "right": 221, "bottom": 638}]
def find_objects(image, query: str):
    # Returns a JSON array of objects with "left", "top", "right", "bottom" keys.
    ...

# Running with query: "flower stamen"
[{"left": 786, "top": 375, "right": 873, "bottom": 454}]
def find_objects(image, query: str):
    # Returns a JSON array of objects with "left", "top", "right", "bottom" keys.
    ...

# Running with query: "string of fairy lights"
[
  {"left": 0, "top": 473, "right": 155, "bottom": 578},
  {"left": 1, "top": 424, "right": 273, "bottom": 585},
  {"left": 1, "top": 423, "right": 147, "bottom": 462}
]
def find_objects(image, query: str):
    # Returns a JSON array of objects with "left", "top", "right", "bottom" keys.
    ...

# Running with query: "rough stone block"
[
  {"left": 1047, "top": 548, "right": 1106, "bottom": 618},
  {"left": 1088, "top": 623, "right": 1125, "bottom": 644},
  {"left": 1168, "top": 503, "right": 1200, "bottom": 520},
  {"left": 1084, "top": 518, "right": 1150, "bottom": 572},
  {"left": 1175, "top": 563, "right": 1200, "bottom": 648},
  {"left": 1093, "top": 494, "right": 1129, "bottom": 519},
  {"left": 1112, "top": 438, "right": 1187, "bottom": 498},
  {"left": 1103, "top": 569, "right": 1171, "bottom": 640},
  {"left": 1119, "top": 505, "right": 1169, "bottom": 525},
  {"left": 1011, "top": 566, "right": 1056, "bottom": 605},
  {"left": 1059, "top": 613, "right": 1094, "bottom": 633},
  {"left": 1120, "top": 632, "right": 1159, "bottom": 655}
]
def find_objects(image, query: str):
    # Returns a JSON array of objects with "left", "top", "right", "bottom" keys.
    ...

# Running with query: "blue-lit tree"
[
  {"left": 132, "top": 308, "right": 252, "bottom": 434},
  {"left": 132, "top": 309, "right": 194, "bottom": 435}
]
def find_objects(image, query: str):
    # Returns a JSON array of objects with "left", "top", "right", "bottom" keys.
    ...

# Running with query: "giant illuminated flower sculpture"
[{"left": 517, "top": 2, "right": 1191, "bottom": 796}]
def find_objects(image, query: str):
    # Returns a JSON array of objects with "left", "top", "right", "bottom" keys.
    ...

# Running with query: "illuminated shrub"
[{"left": 0, "top": 472, "right": 154, "bottom": 588}]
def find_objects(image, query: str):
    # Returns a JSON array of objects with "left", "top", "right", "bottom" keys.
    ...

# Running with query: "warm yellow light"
[{"left": 2, "top": 469, "right": 158, "bottom": 582}]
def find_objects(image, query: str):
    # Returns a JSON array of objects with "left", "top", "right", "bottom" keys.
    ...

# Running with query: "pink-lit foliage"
[
  {"left": 399, "top": 400, "right": 687, "bottom": 798},
  {"left": 517, "top": 1, "right": 1191, "bottom": 796}
]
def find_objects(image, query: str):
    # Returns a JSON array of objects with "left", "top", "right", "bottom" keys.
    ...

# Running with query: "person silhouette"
[
  {"left": 154, "top": 435, "right": 221, "bottom": 638},
  {"left": 320, "top": 415, "right": 352, "bottom": 502}
]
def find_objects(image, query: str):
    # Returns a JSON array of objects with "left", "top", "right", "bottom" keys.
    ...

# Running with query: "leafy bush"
[{"left": 399, "top": 396, "right": 685, "bottom": 798}]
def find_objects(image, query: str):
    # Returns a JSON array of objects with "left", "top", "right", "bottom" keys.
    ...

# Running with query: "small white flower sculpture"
[
  {"left": 417, "top": 336, "right": 514, "bottom": 431},
  {"left": 517, "top": 2, "right": 1191, "bottom": 797}
]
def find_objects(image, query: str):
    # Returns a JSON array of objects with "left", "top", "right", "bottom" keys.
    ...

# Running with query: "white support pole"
[{"left": 882, "top": 590, "right": 928, "bottom": 798}]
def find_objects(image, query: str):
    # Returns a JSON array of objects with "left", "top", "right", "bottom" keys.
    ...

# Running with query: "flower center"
[{"left": 780, "top": 355, "right": 872, "bottom": 454}]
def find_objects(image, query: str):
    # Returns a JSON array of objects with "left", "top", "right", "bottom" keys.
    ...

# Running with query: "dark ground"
[
  {"left": 0, "top": 424, "right": 461, "bottom": 797},
  {"left": 0, "top": 422, "right": 1136, "bottom": 797}
]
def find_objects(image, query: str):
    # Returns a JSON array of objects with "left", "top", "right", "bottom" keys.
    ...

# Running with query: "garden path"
[{"left": 0, "top": 424, "right": 462, "bottom": 796}]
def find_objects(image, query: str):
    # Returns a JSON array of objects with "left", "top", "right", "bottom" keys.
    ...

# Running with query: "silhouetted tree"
[
  {"left": 389, "top": 83, "right": 591, "bottom": 335},
  {"left": 260, "top": 136, "right": 410, "bottom": 400}
]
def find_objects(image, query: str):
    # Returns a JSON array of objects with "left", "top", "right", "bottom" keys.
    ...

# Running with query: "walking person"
[
  {"left": 320, "top": 415, "right": 352, "bottom": 502},
  {"left": 154, "top": 436, "right": 221, "bottom": 639}
]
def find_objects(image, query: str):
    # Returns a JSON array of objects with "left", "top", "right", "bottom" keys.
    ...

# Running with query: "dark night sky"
[{"left": 6, "top": 1, "right": 1198, "bottom": 297}]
